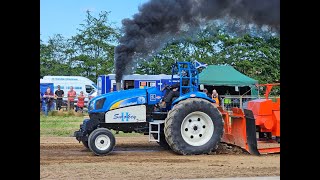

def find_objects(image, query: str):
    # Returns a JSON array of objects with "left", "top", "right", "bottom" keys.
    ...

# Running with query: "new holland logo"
[{"left": 137, "top": 96, "right": 146, "bottom": 104}]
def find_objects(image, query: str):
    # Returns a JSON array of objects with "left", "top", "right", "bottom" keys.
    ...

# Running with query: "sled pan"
[{"left": 219, "top": 107, "right": 280, "bottom": 155}]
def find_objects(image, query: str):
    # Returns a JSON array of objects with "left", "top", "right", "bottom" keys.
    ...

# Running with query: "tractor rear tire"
[
  {"left": 164, "top": 98, "right": 224, "bottom": 155},
  {"left": 88, "top": 128, "right": 116, "bottom": 156}
]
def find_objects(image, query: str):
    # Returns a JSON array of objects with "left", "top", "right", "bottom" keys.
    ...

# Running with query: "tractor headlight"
[
  {"left": 95, "top": 97, "right": 106, "bottom": 110},
  {"left": 88, "top": 97, "right": 106, "bottom": 111}
]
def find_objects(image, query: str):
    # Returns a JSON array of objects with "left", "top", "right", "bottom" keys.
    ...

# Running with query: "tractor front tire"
[
  {"left": 88, "top": 128, "right": 116, "bottom": 156},
  {"left": 82, "top": 140, "right": 89, "bottom": 149},
  {"left": 164, "top": 98, "right": 224, "bottom": 155}
]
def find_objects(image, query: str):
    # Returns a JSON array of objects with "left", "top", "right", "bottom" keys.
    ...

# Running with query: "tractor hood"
[{"left": 88, "top": 87, "right": 162, "bottom": 113}]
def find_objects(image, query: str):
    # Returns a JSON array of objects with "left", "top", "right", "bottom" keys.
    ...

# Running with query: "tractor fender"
[{"left": 172, "top": 92, "right": 215, "bottom": 106}]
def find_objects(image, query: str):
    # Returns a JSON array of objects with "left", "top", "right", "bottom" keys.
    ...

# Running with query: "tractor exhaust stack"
[{"left": 116, "top": 82, "right": 121, "bottom": 91}]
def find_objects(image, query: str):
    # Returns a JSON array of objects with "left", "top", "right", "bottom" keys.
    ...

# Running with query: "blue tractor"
[{"left": 74, "top": 62, "right": 224, "bottom": 155}]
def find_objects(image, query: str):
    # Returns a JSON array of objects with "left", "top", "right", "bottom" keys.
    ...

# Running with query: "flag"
[{"left": 193, "top": 60, "right": 207, "bottom": 69}]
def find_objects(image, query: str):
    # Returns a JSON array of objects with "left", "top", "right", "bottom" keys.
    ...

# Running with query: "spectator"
[
  {"left": 203, "top": 88, "right": 211, "bottom": 98},
  {"left": 211, "top": 89, "right": 222, "bottom": 107},
  {"left": 224, "top": 91, "right": 232, "bottom": 110},
  {"left": 76, "top": 91, "right": 85, "bottom": 113},
  {"left": 164, "top": 84, "right": 180, "bottom": 111},
  {"left": 40, "top": 90, "right": 43, "bottom": 111},
  {"left": 67, "top": 86, "right": 76, "bottom": 110},
  {"left": 54, "top": 85, "right": 64, "bottom": 111},
  {"left": 43, "top": 87, "right": 54, "bottom": 116}
]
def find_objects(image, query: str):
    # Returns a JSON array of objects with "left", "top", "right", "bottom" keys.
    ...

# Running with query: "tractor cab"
[
  {"left": 171, "top": 61, "right": 199, "bottom": 96},
  {"left": 161, "top": 62, "right": 211, "bottom": 111}
]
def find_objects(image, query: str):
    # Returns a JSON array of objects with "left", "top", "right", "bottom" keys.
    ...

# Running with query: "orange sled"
[{"left": 219, "top": 107, "right": 280, "bottom": 155}]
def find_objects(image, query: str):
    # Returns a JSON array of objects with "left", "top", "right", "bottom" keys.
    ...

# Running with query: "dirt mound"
[{"left": 214, "top": 143, "right": 249, "bottom": 155}]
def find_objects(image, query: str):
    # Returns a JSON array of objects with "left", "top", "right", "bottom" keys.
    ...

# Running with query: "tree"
[
  {"left": 40, "top": 11, "right": 120, "bottom": 82},
  {"left": 135, "top": 25, "right": 280, "bottom": 96},
  {"left": 71, "top": 10, "right": 120, "bottom": 81},
  {"left": 41, "top": 34, "right": 66, "bottom": 77},
  {"left": 40, "top": 15, "right": 279, "bottom": 95}
]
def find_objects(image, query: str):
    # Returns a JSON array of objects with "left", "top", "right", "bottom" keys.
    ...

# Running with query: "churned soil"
[{"left": 40, "top": 136, "right": 280, "bottom": 180}]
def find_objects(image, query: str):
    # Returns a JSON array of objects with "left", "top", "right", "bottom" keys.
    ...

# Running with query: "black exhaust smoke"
[{"left": 115, "top": 0, "right": 280, "bottom": 82}]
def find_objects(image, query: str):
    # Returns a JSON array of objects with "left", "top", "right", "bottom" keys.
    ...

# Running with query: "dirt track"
[{"left": 40, "top": 137, "right": 280, "bottom": 179}]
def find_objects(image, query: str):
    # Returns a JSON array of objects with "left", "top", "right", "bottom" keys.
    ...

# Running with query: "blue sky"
[{"left": 40, "top": 0, "right": 149, "bottom": 42}]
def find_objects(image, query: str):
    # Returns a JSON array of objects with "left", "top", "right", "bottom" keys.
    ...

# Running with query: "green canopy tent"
[{"left": 198, "top": 65, "right": 258, "bottom": 95}]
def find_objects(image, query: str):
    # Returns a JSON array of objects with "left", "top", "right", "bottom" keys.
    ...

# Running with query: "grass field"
[{"left": 40, "top": 115, "right": 143, "bottom": 137}]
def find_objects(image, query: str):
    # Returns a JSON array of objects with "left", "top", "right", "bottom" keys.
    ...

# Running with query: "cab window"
[{"left": 85, "top": 85, "right": 94, "bottom": 93}]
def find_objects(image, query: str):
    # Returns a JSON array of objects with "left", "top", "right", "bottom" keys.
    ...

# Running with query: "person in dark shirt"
[
  {"left": 203, "top": 88, "right": 211, "bottom": 98},
  {"left": 54, "top": 85, "right": 64, "bottom": 111},
  {"left": 164, "top": 83, "right": 180, "bottom": 111},
  {"left": 43, "top": 87, "right": 54, "bottom": 116}
]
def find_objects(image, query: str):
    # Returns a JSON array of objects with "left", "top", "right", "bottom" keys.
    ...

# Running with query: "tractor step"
[
  {"left": 152, "top": 112, "right": 168, "bottom": 115},
  {"left": 149, "top": 120, "right": 164, "bottom": 142}
]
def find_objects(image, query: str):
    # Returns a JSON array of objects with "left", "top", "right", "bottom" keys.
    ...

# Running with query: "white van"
[{"left": 41, "top": 76, "right": 97, "bottom": 105}]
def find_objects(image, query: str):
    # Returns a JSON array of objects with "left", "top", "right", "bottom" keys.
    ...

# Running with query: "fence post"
[{"left": 221, "top": 97, "right": 225, "bottom": 110}]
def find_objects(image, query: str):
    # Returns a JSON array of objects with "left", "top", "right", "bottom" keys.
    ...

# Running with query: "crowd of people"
[
  {"left": 203, "top": 88, "right": 222, "bottom": 107},
  {"left": 40, "top": 85, "right": 86, "bottom": 116},
  {"left": 40, "top": 83, "right": 223, "bottom": 116}
]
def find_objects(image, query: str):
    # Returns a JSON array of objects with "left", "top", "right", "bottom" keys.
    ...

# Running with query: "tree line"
[{"left": 41, "top": 11, "right": 280, "bottom": 91}]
